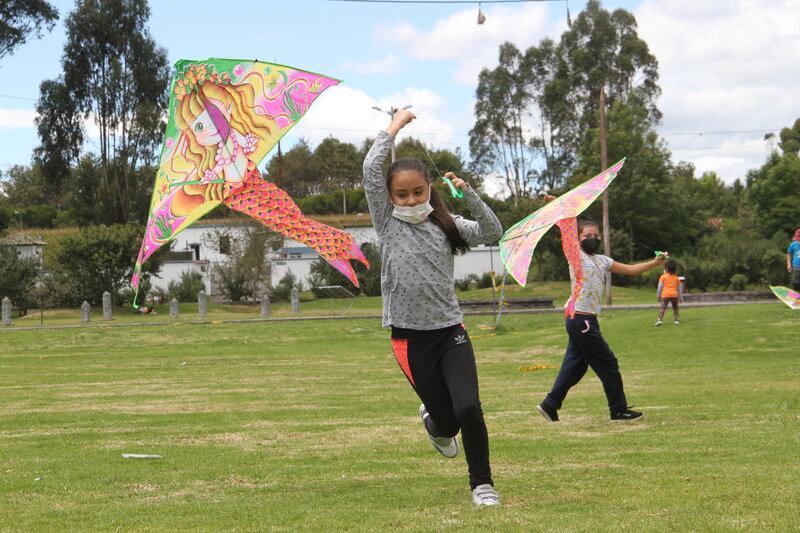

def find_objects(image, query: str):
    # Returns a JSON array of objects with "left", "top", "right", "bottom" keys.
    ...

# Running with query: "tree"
[
  {"left": 575, "top": 96, "right": 693, "bottom": 259},
  {"left": 54, "top": 223, "right": 165, "bottom": 305},
  {"left": 747, "top": 151, "right": 800, "bottom": 238},
  {"left": 469, "top": 43, "right": 536, "bottom": 200},
  {"left": 35, "top": 0, "right": 169, "bottom": 222},
  {"left": 0, "top": 247, "right": 39, "bottom": 316},
  {"left": 210, "top": 226, "right": 279, "bottom": 302},
  {"left": 556, "top": 0, "right": 661, "bottom": 148},
  {"left": 778, "top": 117, "right": 800, "bottom": 155},
  {"left": 308, "top": 241, "right": 381, "bottom": 297},
  {"left": 265, "top": 139, "right": 315, "bottom": 197},
  {"left": 0, "top": 0, "right": 58, "bottom": 61},
  {"left": 310, "top": 137, "right": 362, "bottom": 191}
]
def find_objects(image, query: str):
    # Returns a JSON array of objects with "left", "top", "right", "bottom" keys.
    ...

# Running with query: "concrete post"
[
  {"left": 1, "top": 297, "right": 11, "bottom": 326},
  {"left": 102, "top": 291, "right": 112, "bottom": 320},
  {"left": 260, "top": 292, "right": 270, "bottom": 317},
  {"left": 198, "top": 290, "right": 208, "bottom": 318}
]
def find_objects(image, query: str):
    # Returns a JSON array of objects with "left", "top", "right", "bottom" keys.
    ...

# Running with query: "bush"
[
  {"left": 0, "top": 247, "right": 39, "bottom": 315},
  {"left": 307, "top": 242, "right": 381, "bottom": 297},
  {"left": 53, "top": 223, "right": 166, "bottom": 305},
  {"left": 455, "top": 274, "right": 479, "bottom": 292},
  {"left": 167, "top": 271, "right": 205, "bottom": 303},
  {"left": 728, "top": 273, "right": 748, "bottom": 291},
  {"left": 272, "top": 271, "right": 301, "bottom": 302}
]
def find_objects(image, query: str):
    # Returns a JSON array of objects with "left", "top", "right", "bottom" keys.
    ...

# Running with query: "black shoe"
[
  {"left": 537, "top": 403, "right": 559, "bottom": 422},
  {"left": 611, "top": 408, "right": 644, "bottom": 421}
]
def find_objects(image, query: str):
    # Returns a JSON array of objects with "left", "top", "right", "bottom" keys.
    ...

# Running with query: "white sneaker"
[
  {"left": 674, "top": 319, "right": 680, "bottom": 325},
  {"left": 472, "top": 484, "right": 500, "bottom": 506},
  {"left": 655, "top": 319, "right": 662, "bottom": 326},
  {"left": 419, "top": 404, "right": 458, "bottom": 458}
]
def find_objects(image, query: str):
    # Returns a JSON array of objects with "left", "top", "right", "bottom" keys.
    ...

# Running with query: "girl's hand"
[
  {"left": 392, "top": 109, "right": 416, "bottom": 129},
  {"left": 385, "top": 109, "right": 416, "bottom": 137},
  {"left": 443, "top": 171, "right": 468, "bottom": 191}
]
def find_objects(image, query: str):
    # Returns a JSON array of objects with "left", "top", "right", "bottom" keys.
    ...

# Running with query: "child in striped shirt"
[{"left": 537, "top": 220, "right": 667, "bottom": 423}]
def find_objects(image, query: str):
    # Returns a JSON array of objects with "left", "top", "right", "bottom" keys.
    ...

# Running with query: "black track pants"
[
  {"left": 391, "top": 323, "right": 493, "bottom": 489},
  {"left": 543, "top": 315, "right": 628, "bottom": 415}
]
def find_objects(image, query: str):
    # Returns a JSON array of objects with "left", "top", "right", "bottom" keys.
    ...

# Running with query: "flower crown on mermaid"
[{"left": 173, "top": 63, "right": 231, "bottom": 100}]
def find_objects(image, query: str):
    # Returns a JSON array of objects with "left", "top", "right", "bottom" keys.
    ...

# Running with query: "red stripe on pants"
[{"left": 390, "top": 338, "right": 414, "bottom": 387}]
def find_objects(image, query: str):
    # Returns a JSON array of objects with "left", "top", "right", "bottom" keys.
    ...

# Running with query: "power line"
[
  {"left": 328, "top": 0, "right": 561, "bottom": 3},
  {"left": 0, "top": 93, "right": 37, "bottom": 102}
]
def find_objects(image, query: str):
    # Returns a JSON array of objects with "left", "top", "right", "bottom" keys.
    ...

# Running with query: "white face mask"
[{"left": 391, "top": 187, "right": 433, "bottom": 224}]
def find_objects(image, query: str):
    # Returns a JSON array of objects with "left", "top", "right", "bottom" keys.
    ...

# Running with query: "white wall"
[{"left": 150, "top": 223, "right": 505, "bottom": 296}]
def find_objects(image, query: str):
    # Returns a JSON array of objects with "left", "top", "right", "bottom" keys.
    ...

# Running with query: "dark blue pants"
[{"left": 543, "top": 315, "right": 628, "bottom": 415}]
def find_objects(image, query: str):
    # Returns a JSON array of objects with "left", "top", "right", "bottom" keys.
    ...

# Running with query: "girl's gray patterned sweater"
[{"left": 363, "top": 130, "right": 503, "bottom": 330}]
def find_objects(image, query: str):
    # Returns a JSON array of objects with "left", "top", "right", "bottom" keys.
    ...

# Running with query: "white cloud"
[
  {"left": 286, "top": 85, "right": 457, "bottom": 149},
  {"left": 341, "top": 53, "right": 401, "bottom": 75},
  {"left": 0, "top": 109, "right": 36, "bottom": 129},
  {"left": 377, "top": 4, "right": 561, "bottom": 83},
  {"left": 636, "top": 0, "right": 800, "bottom": 181}
]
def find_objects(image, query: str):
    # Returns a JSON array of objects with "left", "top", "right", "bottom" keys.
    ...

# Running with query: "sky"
[{"left": 0, "top": 0, "right": 798, "bottom": 195}]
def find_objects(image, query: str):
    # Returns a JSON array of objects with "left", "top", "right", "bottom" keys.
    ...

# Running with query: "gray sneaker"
[
  {"left": 419, "top": 404, "right": 458, "bottom": 458},
  {"left": 472, "top": 484, "right": 500, "bottom": 506}
]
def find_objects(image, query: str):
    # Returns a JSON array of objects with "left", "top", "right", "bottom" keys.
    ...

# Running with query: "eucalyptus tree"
[
  {"left": 0, "top": 0, "right": 58, "bottom": 61},
  {"left": 35, "top": 0, "right": 170, "bottom": 223}
]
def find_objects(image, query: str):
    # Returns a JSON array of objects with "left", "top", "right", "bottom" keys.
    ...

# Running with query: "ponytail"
[{"left": 387, "top": 158, "right": 470, "bottom": 255}]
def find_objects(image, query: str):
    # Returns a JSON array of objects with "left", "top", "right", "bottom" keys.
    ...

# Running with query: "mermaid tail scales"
[{"left": 223, "top": 170, "right": 369, "bottom": 286}]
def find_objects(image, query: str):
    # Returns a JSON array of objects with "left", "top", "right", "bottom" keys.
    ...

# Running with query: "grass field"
[{"left": 1, "top": 304, "right": 798, "bottom": 531}]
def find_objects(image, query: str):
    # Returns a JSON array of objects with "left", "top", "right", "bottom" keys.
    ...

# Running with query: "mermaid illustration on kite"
[{"left": 131, "top": 59, "right": 369, "bottom": 306}]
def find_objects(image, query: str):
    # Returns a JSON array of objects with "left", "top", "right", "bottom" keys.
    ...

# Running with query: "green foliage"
[
  {"left": 271, "top": 271, "right": 301, "bottom": 302},
  {"left": 0, "top": 247, "right": 39, "bottom": 315},
  {"left": 677, "top": 220, "right": 787, "bottom": 291},
  {"left": 308, "top": 242, "right": 381, "bottom": 297},
  {"left": 167, "top": 271, "right": 205, "bottom": 303},
  {"left": 747, "top": 151, "right": 800, "bottom": 238},
  {"left": 778, "top": 117, "right": 800, "bottom": 155},
  {"left": 297, "top": 189, "right": 368, "bottom": 216},
  {"left": 0, "top": 0, "right": 58, "bottom": 60},
  {"left": 53, "top": 223, "right": 164, "bottom": 305},
  {"left": 266, "top": 139, "right": 315, "bottom": 197},
  {"left": 35, "top": 0, "right": 169, "bottom": 222},
  {"left": 211, "top": 227, "right": 276, "bottom": 303},
  {"left": 470, "top": 42, "right": 538, "bottom": 198}
]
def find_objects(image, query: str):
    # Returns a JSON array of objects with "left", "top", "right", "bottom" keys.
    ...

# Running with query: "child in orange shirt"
[{"left": 655, "top": 260, "right": 683, "bottom": 325}]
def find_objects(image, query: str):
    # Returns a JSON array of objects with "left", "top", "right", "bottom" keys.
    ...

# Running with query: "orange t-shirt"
[{"left": 659, "top": 273, "right": 680, "bottom": 299}]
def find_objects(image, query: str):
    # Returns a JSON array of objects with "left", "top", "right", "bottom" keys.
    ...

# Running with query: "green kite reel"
[{"left": 441, "top": 176, "right": 464, "bottom": 199}]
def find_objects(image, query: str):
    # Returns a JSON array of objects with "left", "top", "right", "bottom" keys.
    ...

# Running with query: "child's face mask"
[{"left": 391, "top": 186, "right": 433, "bottom": 224}]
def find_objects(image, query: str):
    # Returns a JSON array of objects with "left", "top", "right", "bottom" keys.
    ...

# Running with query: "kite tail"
[
  {"left": 556, "top": 217, "right": 583, "bottom": 319},
  {"left": 223, "top": 167, "right": 369, "bottom": 287}
]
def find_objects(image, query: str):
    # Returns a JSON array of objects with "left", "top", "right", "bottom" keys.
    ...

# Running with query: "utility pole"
[
  {"left": 372, "top": 105, "right": 412, "bottom": 163},
  {"left": 599, "top": 85, "right": 612, "bottom": 306}
]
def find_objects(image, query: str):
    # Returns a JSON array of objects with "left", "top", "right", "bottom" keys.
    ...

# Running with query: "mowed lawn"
[{"left": 0, "top": 304, "right": 797, "bottom": 531}]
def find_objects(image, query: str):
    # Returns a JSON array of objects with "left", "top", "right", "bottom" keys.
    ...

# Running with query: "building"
[
  {"left": 0, "top": 234, "right": 46, "bottom": 264},
  {"left": 150, "top": 220, "right": 506, "bottom": 299}
]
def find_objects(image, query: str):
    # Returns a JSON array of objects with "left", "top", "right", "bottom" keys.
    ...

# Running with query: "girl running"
[{"left": 363, "top": 110, "right": 503, "bottom": 506}]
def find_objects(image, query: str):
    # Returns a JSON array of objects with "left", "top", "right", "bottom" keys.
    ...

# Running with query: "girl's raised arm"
[{"left": 362, "top": 110, "right": 416, "bottom": 235}]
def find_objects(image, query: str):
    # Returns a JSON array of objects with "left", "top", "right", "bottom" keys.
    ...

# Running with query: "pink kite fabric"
[
  {"left": 499, "top": 159, "right": 625, "bottom": 287},
  {"left": 131, "top": 59, "right": 368, "bottom": 306},
  {"left": 770, "top": 286, "right": 800, "bottom": 310},
  {"left": 556, "top": 217, "right": 583, "bottom": 318}
]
